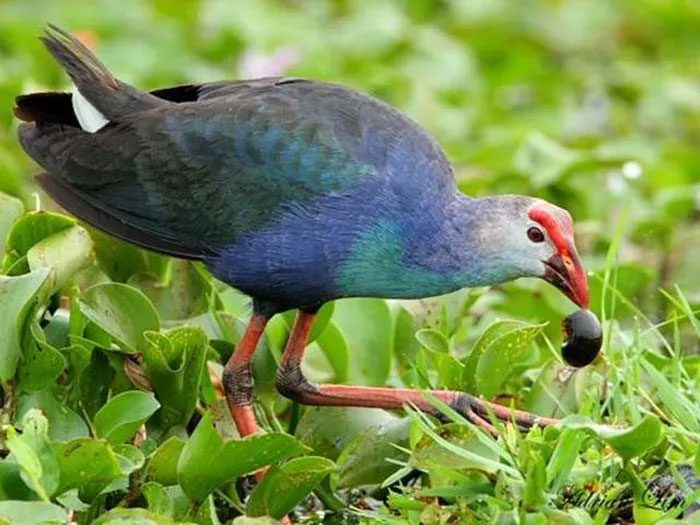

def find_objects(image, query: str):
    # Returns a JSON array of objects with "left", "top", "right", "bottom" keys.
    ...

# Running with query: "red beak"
[{"left": 543, "top": 241, "right": 589, "bottom": 308}]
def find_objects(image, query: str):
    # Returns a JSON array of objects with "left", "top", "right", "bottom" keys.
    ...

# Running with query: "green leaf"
[
  {"left": 113, "top": 444, "right": 146, "bottom": 475},
  {"left": 465, "top": 319, "right": 545, "bottom": 398},
  {"left": 91, "top": 507, "right": 180, "bottom": 525},
  {"left": 232, "top": 518, "right": 280, "bottom": 525},
  {"left": 0, "top": 268, "right": 51, "bottom": 381},
  {"left": 415, "top": 328, "right": 450, "bottom": 354},
  {"left": 522, "top": 454, "right": 547, "bottom": 510},
  {"left": 335, "top": 414, "right": 411, "bottom": 489},
  {"left": 93, "top": 391, "right": 160, "bottom": 444},
  {"left": 641, "top": 359, "right": 699, "bottom": 432},
  {"left": 16, "top": 390, "right": 89, "bottom": 441},
  {"left": 247, "top": 456, "right": 335, "bottom": 519},
  {"left": 145, "top": 436, "right": 186, "bottom": 486},
  {"left": 177, "top": 411, "right": 306, "bottom": 501},
  {"left": 315, "top": 321, "right": 349, "bottom": 383},
  {"left": 53, "top": 438, "right": 123, "bottom": 500},
  {"left": 128, "top": 259, "right": 211, "bottom": 321},
  {"left": 0, "top": 192, "right": 23, "bottom": 255},
  {"left": 27, "top": 226, "right": 93, "bottom": 294},
  {"left": 333, "top": 298, "right": 392, "bottom": 386},
  {"left": 559, "top": 414, "right": 663, "bottom": 461},
  {"left": 17, "top": 322, "right": 66, "bottom": 392},
  {"left": 0, "top": 501, "right": 67, "bottom": 525},
  {"left": 0, "top": 460, "right": 35, "bottom": 500},
  {"left": 78, "top": 282, "right": 160, "bottom": 353},
  {"left": 4, "top": 211, "right": 75, "bottom": 259},
  {"left": 545, "top": 428, "right": 586, "bottom": 491},
  {"left": 142, "top": 326, "right": 208, "bottom": 427}
]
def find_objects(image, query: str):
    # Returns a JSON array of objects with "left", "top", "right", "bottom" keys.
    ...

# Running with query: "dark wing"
[{"left": 17, "top": 80, "right": 455, "bottom": 259}]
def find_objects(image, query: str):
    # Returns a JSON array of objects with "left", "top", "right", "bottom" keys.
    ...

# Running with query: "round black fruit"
[{"left": 561, "top": 309, "right": 602, "bottom": 367}]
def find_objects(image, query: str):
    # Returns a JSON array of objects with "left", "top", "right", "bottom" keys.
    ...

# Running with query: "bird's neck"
[{"left": 337, "top": 194, "right": 520, "bottom": 299}]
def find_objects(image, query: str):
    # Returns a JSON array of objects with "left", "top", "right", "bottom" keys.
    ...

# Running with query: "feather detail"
[{"left": 71, "top": 86, "right": 108, "bottom": 132}]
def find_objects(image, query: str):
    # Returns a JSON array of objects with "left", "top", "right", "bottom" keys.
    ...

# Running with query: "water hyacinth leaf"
[
  {"left": 17, "top": 322, "right": 66, "bottom": 392},
  {"left": 185, "top": 494, "right": 221, "bottom": 525},
  {"left": 3, "top": 211, "right": 75, "bottom": 259},
  {"left": 27, "top": 225, "right": 94, "bottom": 294},
  {"left": 177, "top": 411, "right": 306, "bottom": 501},
  {"left": 0, "top": 460, "right": 36, "bottom": 500},
  {"left": 60, "top": 344, "right": 114, "bottom": 421},
  {"left": 232, "top": 518, "right": 282, "bottom": 525},
  {"left": 335, "top": 415, "right": 411, "bottom": 489},
  {"left": 16, "top": 390, "right": 90, "bottom": 441},
  {"left": 128, "top": 259, "right": 211, "bottom": 321},
  {"left": 53, "top": 438, "right": 123, "bottom": 500},
  {"left": 142, "top": 326, "right": 208, "bottom": 427},
  {"left": 145, "top": 436, "right": 186, "bottom": 486},
  {"left": 410, "top": 423, "right": 501, "bottom": 476},
  {"left": 559, "top": 414, "right": 662, "bottom": 461},
  {"left": 78, "top": 282, "right": 160, "bottom": 353},
  {"left": 315, "top": 321, "right": 349, "bottom": 383},
  {"left": 0, "top": 267, "right": 51, "bottom": 381},
  {"left": 0, "top": 501, "right": 67, "bottom": 525},
  {"left": 113, "top": 444, "right": 146, "bottom": 475},
  {"left": 0, "top": 191, "right": 23, "bottom": 255},
  {"left": 469, "top": 320, "right": 546, "bottom": 398},
  {"left": 6, "top": 410, "right": 59, "bottom": 500},
  {"left": 93, "top": 391, "right": 160, "bottom": 444},
  {"left": 333, "top": 298, "right": 392, "bottom": 386},
  {"left": 415, "top": 328, "right": 450, "bottom": 354},
  {"left": 247, "top": 456, "right": 335, "bottom": 519},
  {"left": 296, "top": 407, "right": 403, "bottom": 461},
  {"left": 91, "top": 508, "right": 179, "bottom": 525}
]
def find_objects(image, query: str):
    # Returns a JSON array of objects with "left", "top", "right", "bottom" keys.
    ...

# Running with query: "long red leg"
[
  {"left": 276, "top": 310, "right": 558, "bottom": 435},
  {"left": 222, "top": 312, "right": 268, "bottom": 437}
]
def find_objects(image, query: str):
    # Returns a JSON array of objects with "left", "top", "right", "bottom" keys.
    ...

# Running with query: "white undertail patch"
[{"left": 71, "top": 86, "right": 109, "bottom": 132}]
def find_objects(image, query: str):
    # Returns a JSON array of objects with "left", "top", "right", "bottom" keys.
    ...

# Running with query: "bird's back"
[{"left": 16, "top": 28, "right": 458, "bottom": 308}]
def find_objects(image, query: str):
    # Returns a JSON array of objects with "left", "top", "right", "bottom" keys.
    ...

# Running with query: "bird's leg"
[
  {"left": 276, "top": 310, "right": 559, "bottom": 435},
  {"left": 222, "top": 312, "right": 269, "bottom": 437}
]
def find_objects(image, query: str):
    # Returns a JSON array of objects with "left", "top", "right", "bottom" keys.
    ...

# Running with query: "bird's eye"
[{"left": 527, "top": 226, "right": 545, "bottom": 243}]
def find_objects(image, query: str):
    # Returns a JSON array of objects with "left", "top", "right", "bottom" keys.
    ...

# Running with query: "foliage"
[{"left": 0, "top": 0, "right": 698, "bottom": 523}]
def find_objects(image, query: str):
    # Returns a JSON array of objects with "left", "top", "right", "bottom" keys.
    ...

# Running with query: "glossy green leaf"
[
  {"left": 247, "top": 456, "right": 335, "bottom": 518},
  {"left": 53, "top": 438, "right": 123, "bottom": 501},
  {"left": 91, "top": 507, "right": 180, "bottom": 525},
  {"left": 0, "top": 192, "right": 23, "bottom": 255},
  {"left": 333, "top": 298, "right": 392, "bottom": 386},
  {"left": 16, "top": 390, "right": 89, "bottom": 441},
  {"left": 4, "top": 211, "right": 74, "bottom": 259},
  {"left": 145, "top": 436, "right": 186, "bottom": 486},
  {"left": 27, "top": 225, "right": 93, "bottom": 293},
  {"left": 93, "top": 391, "right": 160, "bottom": 444},
  {"left": 142, "top": 326, "right": 208, "bottom": 427},
  {"left": 559, "top": 414, "right": 663, "bottom": 461},
  {"left": 415, "top": 328, "right": 450, "bottom": 354},
  {"left": 16, "top": 322, "right": 66, "bottom": 392},
  {"left": 0, "top": 501, "right": 67, "bottom": 525},
  {"left": 6, "top": 410, "right": 59, "bottom": 500},
  {"left": 177, "top": 411, "right": 306, "bottom": 501},
  {"left": 78, "top": 282, "right": 160, "bottom": 353},
  {"left": 0, "top": 268, "right": 51, "bottom": 381},
  {"left": 466, "top": 319, "right": 545, "bottom": 398}
]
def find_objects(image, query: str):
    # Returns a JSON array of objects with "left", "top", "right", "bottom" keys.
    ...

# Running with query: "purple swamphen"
[{"left": 16, "top": 26, "right": 590, "bottom": 439}]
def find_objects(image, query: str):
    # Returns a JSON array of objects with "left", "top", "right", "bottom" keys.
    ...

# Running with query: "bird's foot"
[{"left": 444, "top": 393, "right": 559, "bottom": 436}]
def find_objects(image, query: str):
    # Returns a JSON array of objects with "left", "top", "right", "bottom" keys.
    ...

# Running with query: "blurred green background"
[{"left": 1, "top": 0, "right": 698, "bottom": 318}]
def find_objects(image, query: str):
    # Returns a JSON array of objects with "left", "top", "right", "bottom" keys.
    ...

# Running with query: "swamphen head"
[{"left": 469, "top": 196, "right": 589, "bottom": 309}]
